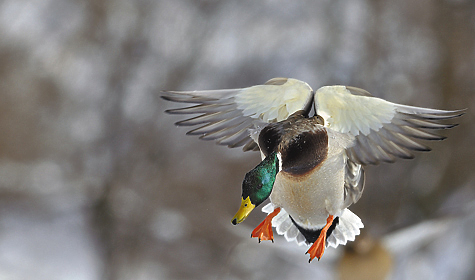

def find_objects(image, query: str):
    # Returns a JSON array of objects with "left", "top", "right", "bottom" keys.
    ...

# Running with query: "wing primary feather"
[
  {"left": 379, "top": 126, "right": 431, "bottom": 152},
  {"left": 350, "top": 145, "right": 374, "bottom": 165},
  {"left": 384, "top": 140, "right": 415, "bottom": 159},
  {"left": 365, "top": 132, "right": 399, "bottom": 162},
  {"left": 242, "top": 140, "right": 259, "bottom": 151},
  {"left": 391, "top": 116, "right": 458, "bottom": 131},
  {"left": 162, "top": 89, "right": 242, "bottom": 100},
  {"left": 161, "top": 94, "right": 217, "bottom": 103},
  {"left": 211, "top": 125, "right": 252, "bottom": 143},
  {"left": 366, "top": 130, "right": 414, "bottom": 159},
  {"left": 175, "top": 110, "right": 241, "bottom": 126},
  {"left": 405, "top": 118, "right": 458, "bottom": 129},
  {"left": 186, "top": 118, "right": 247, "bottom": 136},
  {"left": 363, "top": 134, "right": 396, "bottom": 163},
  {"left": 396, "top": 109, "right": 466, "bottom": 121},
  {"left": 355, "top": 136, "right": 380, "bottom": 165},
  {"left": 372, "top": 145, "right": 396, "bottom": 163},
  {"left": 198, "top": 121, "right": 251, "bottom": 141},
  {"left": 161, "top": 93, "right": 221, "bottom": 104},
  {"left": 382, "top": 123, "right": 444, "bottom": 143},
  {"left": 399, "top": 126, "right": 446, "bottom": 140},
  {"left": 221, "top": 132, "right": 253, "bottom": 148},
  {"left": 407, "top": 113, "right": 465, "bottom": 120},
  {"left": 396, "top": 106, "right": 466, "bottom": 117},
  {"left": 166, "top": 103, "right": 236, "bottom": 114}
]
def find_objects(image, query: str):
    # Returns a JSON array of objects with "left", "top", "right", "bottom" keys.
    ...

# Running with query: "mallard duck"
[{"left": 162, "top": 78, "right": 464, "bottom": 262}]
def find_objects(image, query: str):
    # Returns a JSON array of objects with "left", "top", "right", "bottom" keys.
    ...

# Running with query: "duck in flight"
[{"left": 162, "top": 78, "right": 464, "bottom": 262}]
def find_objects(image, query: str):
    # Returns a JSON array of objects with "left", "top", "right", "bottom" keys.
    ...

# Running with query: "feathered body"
[
  {"left": 271, "top": 128, "right": 349, "bottom": 229},
  {"left": 162, "top": 77, "right": 464, "bottom": 261},
  {"left": 258, "top": 113, "right": 352, "bottom": 230}
]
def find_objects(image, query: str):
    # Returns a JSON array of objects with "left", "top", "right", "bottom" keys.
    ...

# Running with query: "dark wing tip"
[
  {"left": 414, "top": 108, "right": 467, "bottom": 120},
  {"left": 400, "top": 153, "right": 415, "bottom": 160},
  {"left": 455, "top": 108, "right": 468, "bottom": 115},
  {"left": 437, "top": 123, "right": 458, "bottom": 130},
  {"left": 161, "top": 94, "right": 174, "bottom": 102}
]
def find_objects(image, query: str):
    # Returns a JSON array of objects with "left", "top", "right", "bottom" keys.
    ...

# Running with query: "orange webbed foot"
[
  {"left": 251, "top": 207, "right": 281, "bottom": 242},
  {"left": 306, "top": 215, "right": 334, "bottom": 263}
]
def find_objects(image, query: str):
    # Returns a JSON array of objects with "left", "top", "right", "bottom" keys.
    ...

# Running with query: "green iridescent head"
[{"left": 231, "top": 152, "right": 280, "bottom": 225}]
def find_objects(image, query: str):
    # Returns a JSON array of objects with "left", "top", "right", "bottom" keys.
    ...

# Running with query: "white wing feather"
[
  {"left": 235, "top": 78, "right": 314, "bottom": 122},
  {"left": 315, "top": 86, "right": 395, "bottom": 136},
  {"left": 315, "top": 85, "right": 465, "bottom": 165}
]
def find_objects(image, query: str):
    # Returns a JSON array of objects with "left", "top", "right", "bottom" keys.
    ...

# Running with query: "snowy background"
[{"left": 0, "top": 0, "right": 474, "bottom": 279}]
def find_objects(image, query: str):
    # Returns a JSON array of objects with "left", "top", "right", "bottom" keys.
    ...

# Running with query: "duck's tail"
[
  {"left": 326, "top": 208, "right": 364, "bottom": 248},
  {"left": 262, "top": 203, "right": 364, "bottom": 248}
]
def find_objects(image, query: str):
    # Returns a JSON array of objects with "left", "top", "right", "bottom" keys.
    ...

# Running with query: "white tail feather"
[{"left": 262, "top": 203, "right": 364, "bottom": 248}]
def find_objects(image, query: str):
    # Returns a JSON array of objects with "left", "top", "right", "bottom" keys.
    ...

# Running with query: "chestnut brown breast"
[{"left": 258, "top": 114, "right": 328, "bottom": 176}]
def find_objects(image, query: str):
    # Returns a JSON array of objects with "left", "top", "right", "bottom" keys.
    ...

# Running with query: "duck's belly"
[{"left": 270, "top": 153, "right": 346, "bottom": 229}]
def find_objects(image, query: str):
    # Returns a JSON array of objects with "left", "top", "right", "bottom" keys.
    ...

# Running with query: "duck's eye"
[
  {"left": 257, "top": 184, "right": 263, "bottom": 190},
  {"left": 244, "top": 203, "right": 248, "bottom": 207}
]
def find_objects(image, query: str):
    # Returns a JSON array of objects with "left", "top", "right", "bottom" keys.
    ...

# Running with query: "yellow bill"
[{"left": 231, "top": 196, "right": 255, "bottom": 225}]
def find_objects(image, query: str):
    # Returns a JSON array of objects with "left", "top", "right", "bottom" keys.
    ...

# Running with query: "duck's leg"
[
  {"left": 251, "top": 207, "right": 281, "bottom": 242},
  {"left": 306, "top": 215, "right": 334, "bottom": 262}
]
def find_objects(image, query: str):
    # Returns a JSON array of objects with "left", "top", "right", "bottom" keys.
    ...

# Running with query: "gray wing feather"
[
  {"left": 348, "top": 107, "right": 466, "bottom": 165},
  {"left": 162, "top": 89, "right": 260, "bottom": 151}
]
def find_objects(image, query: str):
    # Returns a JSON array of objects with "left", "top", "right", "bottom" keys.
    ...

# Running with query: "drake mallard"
[{"left": 162, "top": 78, "right": 464, "bottom": 262}]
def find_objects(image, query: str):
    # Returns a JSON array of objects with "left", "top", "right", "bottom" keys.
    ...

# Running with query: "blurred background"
[{"left": 0, "top": 0, "right": 474, "bottom": 279}]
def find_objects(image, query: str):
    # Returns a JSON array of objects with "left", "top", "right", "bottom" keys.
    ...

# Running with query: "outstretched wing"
[
  {"left": 162, "top": 78, "right": 314, "bottom": 151},
  {"left": 315, "top": 85, "right": 466, "bottom": 165}
]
